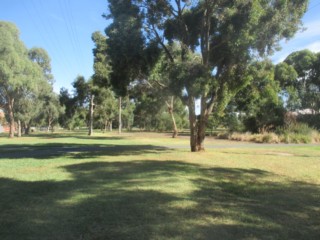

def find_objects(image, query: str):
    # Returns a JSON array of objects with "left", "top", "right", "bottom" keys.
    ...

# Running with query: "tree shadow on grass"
[
  {"left": 0, "top": 143, "right": 172, "bottom": 160},
  {"left": 26, "top": 132, "right": 127, "bottom": 141},
  {"left": 0, "top": 161, "right": 319, "bottom": 240},
  {"left": 220, "top": 150, "right": 318, "bottom": 158}
]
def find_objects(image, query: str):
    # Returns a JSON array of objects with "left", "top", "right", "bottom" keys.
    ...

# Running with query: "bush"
[
  {"left": 280, "top": 133, "right": 312, "bottom": 144},
  {"left": 228, "top": 132, "right": 280, "bottom": 143},
  {"left": 261, "top": 133, "right": 280, "bottom": 143},
  {"left": 276, "top": 123, "right": 316, "bottom": 143},
  {"left": 229, "top": 132, "right": 252, "bottom": 141},
  {"left": 276, "top": 123, "right": 313, "bottom": 136},
  {"left": 242, "top": 104, "right": 285, "bottom": 133},
  {"left": 297, "top": 114, "right": 320, "bottom": 130},
  {"left": 227, "top": 129, "right": 318, "bottom": 144}
]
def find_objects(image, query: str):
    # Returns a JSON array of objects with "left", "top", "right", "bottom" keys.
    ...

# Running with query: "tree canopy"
[
  {"left": 0, "top": 21, "right": 47, "bottom": 137},
  {"left": 102, "top": 0, "right": 308, "bottom": 151}
]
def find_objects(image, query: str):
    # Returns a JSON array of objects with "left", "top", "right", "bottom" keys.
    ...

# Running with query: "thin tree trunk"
[
  {"left": 88, "top": 94, "right": 95, "bottom": 136},
  {"left": 24, "top": 122, "right": 30, "bottom": 135},
  {"left": 196, "top": 97, "right": 210, "bottom": 151},
  {"left": 110, "top": 120, "right": 113, "bottom": 132},
  {"left": 188, "top": 96, "right": 198, "bottom": 152},
  {"left": 8, "top": 98, "right": 15, "bottom": 138},
  {"left": 47, "top": 120, "right": 51, "bottom": 132},
  {"left": 104, "top": 120, "right": 108, "bottom": 132},
  {"left": 118, "top": 97, "right": 122, "bottom": 134},
  {"left": 166, "top": 96, "right": 178, "bottom": 138},
  {"left": 196, "top": 117, "right": 206, "bottom": 151},
  {"left": 17, "top": 120, "right": 21, "bottom": 137}
]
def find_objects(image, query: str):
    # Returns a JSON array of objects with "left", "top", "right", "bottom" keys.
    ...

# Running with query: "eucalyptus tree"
[
  {"left": 92, "top": 31, "right": 111, "bottom": 87},
  {"left": 104, "top": 0, "right": 160, "bottom": 134},
  {"left": 275, "top": 50, "right": 319, "bottom": 112},
  {"left": 91, "top": 31, "right": 117, "bottom": 132},
  {"left": 127, "top": 0, "right": 309, "bottom": 151},
  {"left": 28, "top": 47, "right": 54, "bottom": 85},
  {"left": 72, "top": 76, "right": 94, "bottom": 135},
  {"left": 232, "top": 60, "right": 284, "bottom": 133},
  {"left": 102, "top": 1, "right": 308, "bottom": 150},
  {"left": 58, "top": 77, "right": 90, "bottom": 130},
  {"left": 17, "top": 47, "right": 55, "bottom": 134},
  {"left": 37, "top": 92, "right": 65, "bottom": 132},
  {"left": 0, "top": 21, "right": 44, "bottom": 137},
  {"left": 147, "top": 45, "right": 188, "bottom": 137},
  {"left": 59, "top": 87, "right": 77, "bottom": 129},
  {"left": 93, "top": 87, "right": 117, "bottom": 131}
]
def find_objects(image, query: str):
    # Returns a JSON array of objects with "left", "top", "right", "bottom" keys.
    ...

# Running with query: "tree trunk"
[
  {"left": 110, "top": 120, "right": 113, "bottom": 132},
  {"left": 24, "top": 122, "right": 30, "bottom": 135},
  {"left": 8, "top": 98, "right": 15, "bottom": 138},
  {"left": 196, "top": 97, "right": 210, "bottom": 151},
  {"left": 196, "top": 116, "right": 206, "bottom": 151},
  {"left": 104, "top": 120, "right": 108, "bottom": 132},
  {"left": 188, "top": 96, "right": 208, "bottom": 152},
  {"left": 188, "top": 96, "right": 198, "bottom": 152},
  {"left": 166, "top": 96, "right": 178, "bottom": 138},
  {"left": 17, "top": 120, "right": 22, "bottom": 137},
  {"left": 47, "top": 117, "right": 53, "bottom": 132},
  {"left": 88, "top": 94, "right": 95, "bottom": 136},
  {"left": 118, "top": 97, "right": 122, "bottom": 134}
]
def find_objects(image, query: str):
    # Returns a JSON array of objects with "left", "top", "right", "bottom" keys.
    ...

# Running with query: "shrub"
[
  {"left": 277, "top": 123, "right": 315, "bottom": 143},
  {"left": 227, "top": 130, "right": 317, "bottom": 144},
  {"left": 261, "top": 133, "right": 280, "bottom": 143},
  {"left": 229, "top": 132, "right": 252, "bottom": 141},
  {"left": 276, "top": 123, "right": 313, "bottom": 136},
  {"left": 281, "top": 133, "right": 312, "bottom": 144},
  {"left": 311, "top": 131, "right": 320, "bottom": 143},
  {"left": 297, "top": 114, "right": 320, "bottom": 130}
]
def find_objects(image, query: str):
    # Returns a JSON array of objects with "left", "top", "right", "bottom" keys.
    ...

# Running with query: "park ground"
[{"left": 0, "top": 131, "right": 319, "bottom": 240}]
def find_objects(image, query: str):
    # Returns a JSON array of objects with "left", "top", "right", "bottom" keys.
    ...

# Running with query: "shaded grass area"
[
  {"left": 0, "top": 132, "right": 319, "bottom": 240},
  {"left": 0, "top": 143, "right": 171, "bottom": 159}
]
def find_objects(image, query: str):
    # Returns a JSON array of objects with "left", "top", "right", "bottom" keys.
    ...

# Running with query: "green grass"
[{"left": 0, "top": 131, "right": 319, "bottom": 240}]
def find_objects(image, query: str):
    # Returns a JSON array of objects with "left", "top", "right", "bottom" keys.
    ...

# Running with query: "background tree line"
[
  {"left": 0, "top": 21, "right": 63, "bottom": 137},
  {"left": 2, "top": 1, "right": 319, "bottom": 151}
]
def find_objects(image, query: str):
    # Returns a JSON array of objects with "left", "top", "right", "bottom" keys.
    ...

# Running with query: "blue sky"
[{"left": 1, "top": 0, "right": 320, "bottom": 93}]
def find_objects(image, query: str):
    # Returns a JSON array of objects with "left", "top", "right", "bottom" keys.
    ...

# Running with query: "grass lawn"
[{"left": 0, "top": 131, "right": 319, "bottom": 240}]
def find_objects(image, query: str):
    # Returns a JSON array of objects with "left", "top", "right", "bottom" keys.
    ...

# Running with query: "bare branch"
[{"left": 151, "top": 24, "right": 175, "bottom": 63}]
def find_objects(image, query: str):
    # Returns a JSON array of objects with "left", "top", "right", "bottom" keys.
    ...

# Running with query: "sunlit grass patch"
[{"left": 0, "top": 132, "right": 319, "bottom": 239}]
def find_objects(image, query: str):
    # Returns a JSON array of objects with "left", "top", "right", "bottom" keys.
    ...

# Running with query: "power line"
[
  {"left": 307, "top": 1, "right": 320, "bottom": 12},
  {"left": 58, "top": 0, "right": 82, "bottom": 73},
  {"left": 66, "top": 0, "right": 85, "bottom": 71},
  {"left": 27, "top": 0, "right": 74, "bottom": 83}
]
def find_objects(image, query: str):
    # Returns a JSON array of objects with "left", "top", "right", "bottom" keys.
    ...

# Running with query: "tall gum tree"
[
  {"left": 103, "top": 0, "right": 161, "bottom": 134},
  {"left": 279, "top": 50, "right": 319, "bottom": 111},
  {"left": 0, "top": 21, "right": 43, "bottom": 138},
  {"left": 132, "top": 0, "right": 309, "bottom": 151}
]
